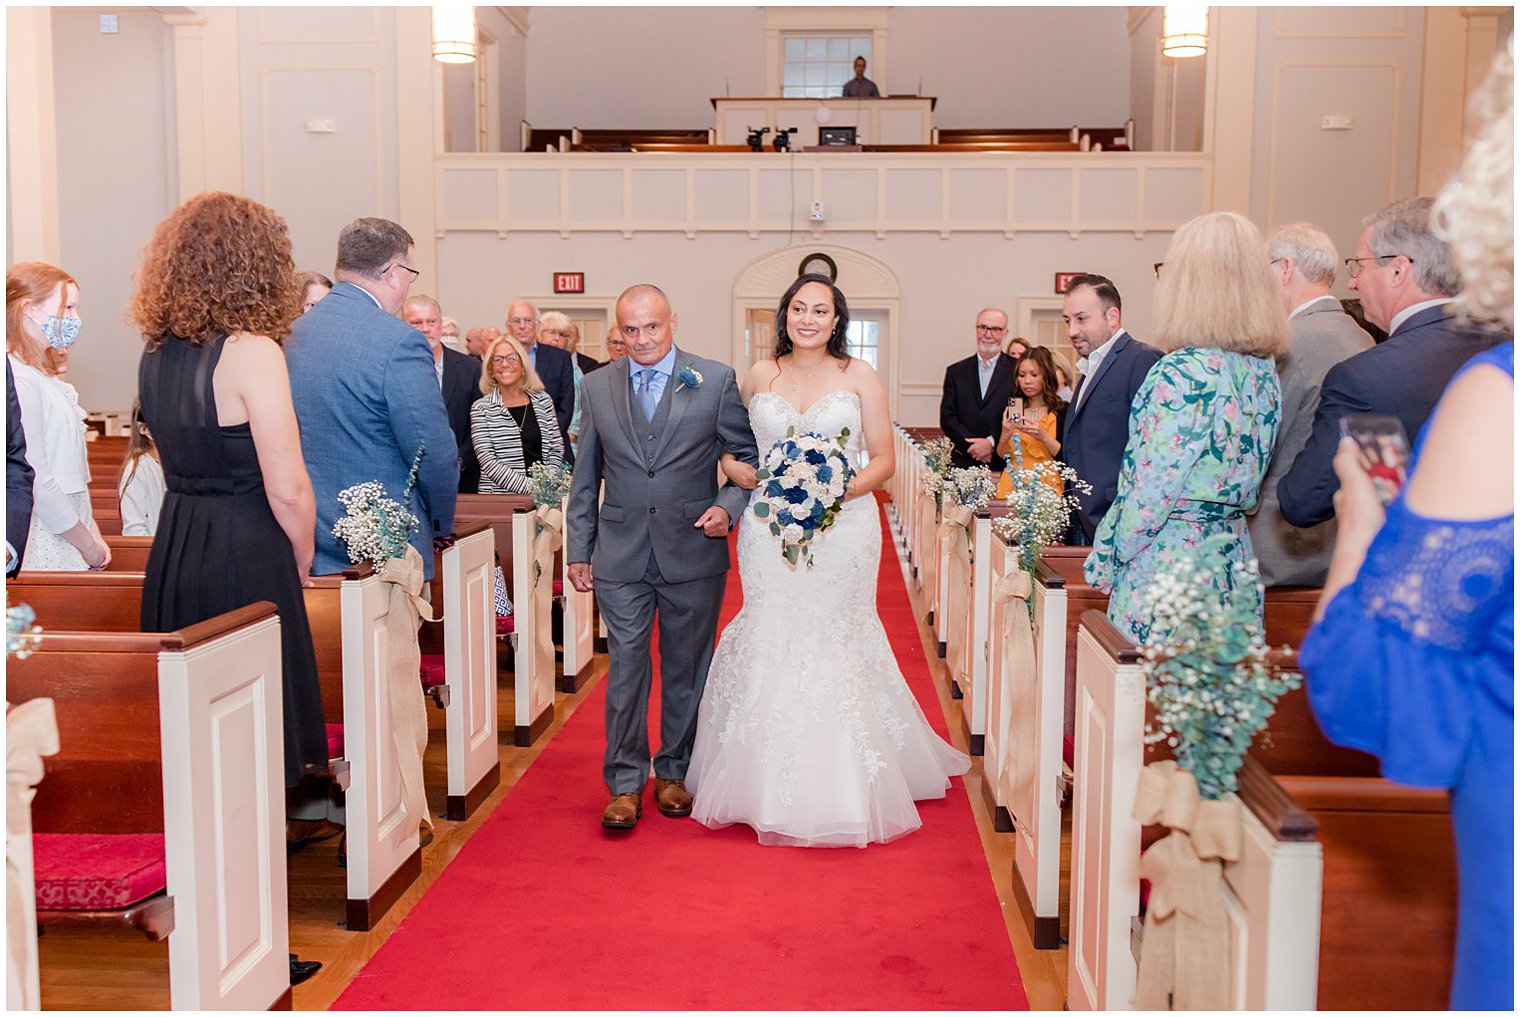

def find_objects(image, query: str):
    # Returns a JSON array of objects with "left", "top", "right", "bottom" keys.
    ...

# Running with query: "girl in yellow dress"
[{"left": 994, "top": 346, "right": 1066, "bottom": 498}]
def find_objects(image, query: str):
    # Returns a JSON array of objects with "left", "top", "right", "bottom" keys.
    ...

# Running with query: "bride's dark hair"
[{"left": 773, "top": 273, "right": 851, "bottom": 362}]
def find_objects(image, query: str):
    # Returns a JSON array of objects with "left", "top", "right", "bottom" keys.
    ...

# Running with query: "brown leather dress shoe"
[
  {"left": 654, "top": 778, "right": 693, "bottom": 817},
  {"left": 601, "top": 791, "right": 642, "bottom": 829}
]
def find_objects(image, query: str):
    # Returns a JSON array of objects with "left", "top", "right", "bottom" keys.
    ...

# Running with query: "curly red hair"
[{"left": 129, "top": 192, "right": 302, "bottom": 350}]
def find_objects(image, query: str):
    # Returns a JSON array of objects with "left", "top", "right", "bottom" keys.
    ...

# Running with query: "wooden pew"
[
  {"left": 11, "top": 566, "right": 417, "bottom": 934},
  {"left": 1067, "top": 608, "right": 1457, "bottom": 1009},
  {"left": 9, "top": 603, "right": 292, "bottom": 1009},
  {"left": 104, "top": 534, "right": 153, "bottom": 571},
  {"left": 453, "top": 494, "right": 556, "bottom": 745}
]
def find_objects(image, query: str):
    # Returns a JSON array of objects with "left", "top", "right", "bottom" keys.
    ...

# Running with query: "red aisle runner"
[{"left": 335, "top": 499, "right": 1026, "bottom": 1010}]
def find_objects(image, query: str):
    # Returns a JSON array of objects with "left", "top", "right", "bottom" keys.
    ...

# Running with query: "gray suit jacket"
[
  {"left": 1249, "top": 298, "right": 1373, "bottom": 586},
  {"left": 566, "top": 348, "right": 757, "bottom": 584}
]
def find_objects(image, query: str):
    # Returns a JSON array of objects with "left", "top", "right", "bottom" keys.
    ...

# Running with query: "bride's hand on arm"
[
  {"left": 844, "top": 361, "right": 895, "bottom": 501},
  {"left": 721, "top": 453, "right": 759, "bottom": 490}
]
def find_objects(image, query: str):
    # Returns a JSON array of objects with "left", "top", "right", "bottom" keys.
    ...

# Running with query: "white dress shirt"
[
  {"left": 1388, "top": 298, "right": 1451, "bottom": 337},
  {"left": 977, "top": 354, "right": 998, "bottom": 399}
]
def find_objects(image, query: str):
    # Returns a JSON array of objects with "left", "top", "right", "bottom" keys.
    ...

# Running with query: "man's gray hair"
[
  {"left": 1267, "top": 222, "right": 1338, "bottom": 286},
  {"left": 336, "top": 217, "right": 413, "bottom": 278},
  {"left": 1364, "top": 197, "right": 1461, "bottom": 297}
]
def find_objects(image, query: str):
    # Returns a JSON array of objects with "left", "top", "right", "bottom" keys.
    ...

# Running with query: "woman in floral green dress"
[{"left": 1085, "top": 212, "right": 1288, "bottom": 643}]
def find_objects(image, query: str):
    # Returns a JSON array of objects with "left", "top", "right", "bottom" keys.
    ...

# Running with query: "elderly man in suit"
[
  {"left": 1060, "top": 274, "right": 1162, "bottom": 544},
  {"left": 939, "top": 307, "right": 1018, "bottom": 470},
  {"left": 505, "top": 299, "right": 576, "bottom": 444},
  {"left": 566, "top": 284, "right": 757, "bottom": 830},
  {"left": 1249, "top": 223, "right": 1374, "bottom": 586},
  {"left": 6, "top": 360, "right": 34, "bottom": 576},
  {"left": 404, "top": 294, "right": 484, "bottom": 493},
  {"left": 1278, "top": 197, "right": 1507, "bottom": 528},
  {"left": 286, "top": 218, "right": 459, "bottom": 581}
]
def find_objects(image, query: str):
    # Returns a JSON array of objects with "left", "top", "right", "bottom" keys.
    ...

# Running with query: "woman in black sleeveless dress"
[{"left": 131, "top": 194, "right": 327, "bottom": 983}]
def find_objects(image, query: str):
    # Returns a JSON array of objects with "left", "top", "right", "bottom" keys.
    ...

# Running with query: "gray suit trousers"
[{"left": 596, "top": 550, "right": 727, "bottom": 794}]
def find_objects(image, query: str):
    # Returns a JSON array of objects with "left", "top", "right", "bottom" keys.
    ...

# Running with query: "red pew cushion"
[
  {"left": 1063, "top": 735, "right": 1074, "bottom": 769},
  {"left": 33, "top": 833, "right": 167, "bottom": 910},
  {"left": 420, "top": 653, "right": 446, "bottom": 688},
  {"left": 553, "top": 579, "right": 563, "bottom": 597},
  {"left": 496, "top": 616, "right": 514, "bottom": 636},
  {"left": 326, "top": 723, "right": 344, "bottom": 759}
]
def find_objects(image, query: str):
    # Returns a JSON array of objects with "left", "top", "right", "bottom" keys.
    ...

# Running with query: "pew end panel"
[
  {"left": 156, "top": 605, "right": 292, "bottom": 1009},
  {"left": 558, "top": 496, "right": 596, "bottom": 693},
  {"left": 510, "top": 503, "right": 555, "bottom": 746},
  {"left": 440, "top": 522, "right": 501, "bottom": 821},
  {"left": 1068, "top": 610, "right": 1145, "bottom": 1011}
]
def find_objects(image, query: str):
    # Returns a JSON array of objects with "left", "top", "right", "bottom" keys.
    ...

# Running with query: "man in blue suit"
[
  {"left": 1058, "top": 274, "right": 1162, "bottom": 545},
  {"left": 504, "top": 299, "right": 576, "bottom": 441},
  {"left": 1278, "top": 197, "right": 1507, "bottom": 528},
  {"left": 286, "top": 218, "right": 459, "bottom": 580}
]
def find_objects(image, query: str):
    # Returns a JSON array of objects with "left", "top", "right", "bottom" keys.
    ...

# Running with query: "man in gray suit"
[
  {"left": 566, "top": 284, "right": 757, "bottom": 829},
  {"left": 1249, "top": 223, "right": 1373, "bottom": 586}
]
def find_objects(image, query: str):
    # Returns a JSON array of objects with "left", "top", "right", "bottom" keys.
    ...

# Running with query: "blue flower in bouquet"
[{"left": 751, "top": 425, "right": 855, "bottom": 568}]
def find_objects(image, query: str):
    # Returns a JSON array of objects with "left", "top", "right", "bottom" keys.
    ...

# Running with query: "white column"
[
  {"left": 1201, "top": 5, "right": 1257, "bottom": 214},
  {"left": 396, "top": 5, "right": 438, "bottom": 281},
  {"left": 164, "top": 10, "right": 244, "bottom": 201},
  {"left": 7, "top": 6, "right": 61, "bottom": 263}
]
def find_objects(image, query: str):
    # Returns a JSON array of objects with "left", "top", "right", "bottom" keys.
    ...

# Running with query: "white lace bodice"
[{"left": 747, "top": 389, "right": 865, "bottom": 461}]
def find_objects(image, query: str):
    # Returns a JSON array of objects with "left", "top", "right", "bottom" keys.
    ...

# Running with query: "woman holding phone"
[{"left": 994, "top": 346, "right": 1065, "bottom": 497}]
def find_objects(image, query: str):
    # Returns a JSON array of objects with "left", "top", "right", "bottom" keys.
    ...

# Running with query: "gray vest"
[{"left": 630, "top": 371, "right": 674, "bottom": 464}]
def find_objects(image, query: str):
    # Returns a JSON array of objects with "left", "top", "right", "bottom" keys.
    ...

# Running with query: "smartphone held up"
[{"left": 1339, "top": 414, "right": 1411, "bottom": 505}]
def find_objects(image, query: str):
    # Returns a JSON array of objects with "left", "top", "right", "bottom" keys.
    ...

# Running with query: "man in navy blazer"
[
  {"left": 1278, "top": 197, "right": 1507, "bottom": 528},
  {"left": 404, "top": 294, "right": 484, "bottom": 493},
  {"left": 286, "top": 218, "right": 459, "bottom": 580},
  {"left": 505, "top": 299, "right": 575, "bottom": 444},
  {"left": 1059, "top": 274, "right": 1162, "bottom": 544},
  {"left": 939, "top": 307, "right": 1020, "bottom": 470},
  {"left": 6, "top": 360, "right": 34, "bottom": 576}
]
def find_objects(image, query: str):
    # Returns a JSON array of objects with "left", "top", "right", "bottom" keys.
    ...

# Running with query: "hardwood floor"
[{"left": 35, "top": 540, "right": 1070, "bottom": 1011}]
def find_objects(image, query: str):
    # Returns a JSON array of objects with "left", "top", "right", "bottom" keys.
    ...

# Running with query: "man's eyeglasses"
[
  {"left": 491, "top": 353, "right": 522, "bottom": 366},
  {"left": 387, "top": 263, "right": 421, "bottom": 282},
  {"left": 975, "top": 324, "right": 1008, "bottom": 335},
  {"left": 507, "top": 317, "right": 538, "bottom": 327},
  {"left": 1345, "top": 254, "right": 1412, "bottom": 278}
]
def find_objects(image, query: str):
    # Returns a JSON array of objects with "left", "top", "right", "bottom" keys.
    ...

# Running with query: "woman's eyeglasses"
[{"left": 491, "top": 353, "right": 522, "bottom": 366}]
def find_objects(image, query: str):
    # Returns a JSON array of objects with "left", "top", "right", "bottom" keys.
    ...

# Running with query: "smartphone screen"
[{"left": 1339, "top": 414, "right": 1411, "bottom": 505}]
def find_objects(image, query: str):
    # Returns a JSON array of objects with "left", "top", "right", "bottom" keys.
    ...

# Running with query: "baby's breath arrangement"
[
  {"left": 922, "top": 436, "right": 955, "bottom": 477},
  {"left": 992, "top": 462, "right": 1091, "bottom": 572},
  {"left": 7, "top": 599, "right": 42, "bottom": 659},
  {"left": 943, "top": 465, "right": 996, "bottom": 512},
  {"left": 332, "top": 445, "right": 424, "bottom": 570},
  {"left": 527, "top": 462, "right": 573, "bottom": 508},
  {"left": 1136, "top": 534, "right": 1300, "bottom": 801}
]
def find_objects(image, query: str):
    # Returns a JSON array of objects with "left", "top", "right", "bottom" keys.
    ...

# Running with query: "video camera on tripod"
[
  {"left": 745, "top": 126, "right": 771, "bottom": 152},
  {"left": 772, "top": 126, "right": 799, "bottom": 152}
]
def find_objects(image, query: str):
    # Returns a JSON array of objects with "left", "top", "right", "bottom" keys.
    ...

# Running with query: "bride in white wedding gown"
[{"left": 686, "top": 275, "right": 970, "bottom": 848}]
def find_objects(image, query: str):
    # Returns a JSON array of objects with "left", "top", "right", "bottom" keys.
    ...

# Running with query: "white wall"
[
  {"left": 50, "top": 9, "right": 177, "bottom": 414},
  {"left": 888, "top": 7, "right": 1130, "bottom": 128},
  {"left": 525, "top": 7, "right": 768, "bottom": 129}
]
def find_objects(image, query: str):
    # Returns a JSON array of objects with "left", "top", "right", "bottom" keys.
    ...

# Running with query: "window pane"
[
  {"left": 828, "top": 38, "right": 848, "bottom": 61},
  {"left": 805, "top": 37, "right": 827, "bottom": 61},
  {"left": 853, "top": 39, "right": 871, "bottom": 61},
  {"left": 805, "top": 64, "right": 826, "bottom": 86},
  {"left": 829, "top": 61, "right": 850, "bottom": 86},
  {"left": 784, "top": 37, "right": 805, "bottom": 61},
  {"left": 783, "top": 63, "right": 805, "bottom": 88}
]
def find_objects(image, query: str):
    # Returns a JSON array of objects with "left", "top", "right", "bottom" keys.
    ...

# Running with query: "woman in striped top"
[{"left": 471, "top": 333, "right": 566, "bottom": 494}]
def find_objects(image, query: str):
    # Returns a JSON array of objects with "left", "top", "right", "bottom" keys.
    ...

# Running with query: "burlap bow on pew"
[
  {"left": 8, "top": 698, "right": 58, "bottom": 1010},
  {"left": 1131, "top": 760, "right": 1242, "bottom": 1010},
  {"left": 376, "top": 546, "right": 438, "bottom": 834},
  {"left": 990, "top": 559, "right": 1037, "bottom": 827},
  {"left": 531, "top": 504, "right": 564, "bottom": 675},
  {"left": 938, "top": 504, "right": 974, "bottom": 682}
]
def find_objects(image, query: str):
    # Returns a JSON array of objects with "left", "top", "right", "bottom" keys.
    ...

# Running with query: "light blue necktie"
[{"left": 635, "top": 368, "right": 658, "bottom": 421}]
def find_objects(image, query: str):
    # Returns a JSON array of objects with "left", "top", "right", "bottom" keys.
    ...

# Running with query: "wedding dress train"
[{"left": 687, "top": 390, "right": 970, "bottom": 847}]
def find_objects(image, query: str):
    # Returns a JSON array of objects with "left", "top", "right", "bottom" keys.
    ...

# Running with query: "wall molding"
[
  {"left": 1273, "top": 8, "right": 1407, "bottom": 40},
  {"left": 256, "top": 8, "right": 381, "bottom": 45},
  {"left": 257, "top": 63, "right": 385, "bottom": 214}
]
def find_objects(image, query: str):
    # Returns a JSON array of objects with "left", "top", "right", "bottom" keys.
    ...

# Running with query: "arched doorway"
[{"left": 731, "top": 244, "right": 903, "bottom": 417}]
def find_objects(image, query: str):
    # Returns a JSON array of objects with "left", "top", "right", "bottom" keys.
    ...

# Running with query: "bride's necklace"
[{"left": 785, "top": 356, "right": 825, "bottom": 394}]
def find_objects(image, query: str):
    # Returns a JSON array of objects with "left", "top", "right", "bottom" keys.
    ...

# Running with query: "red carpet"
[{"left": 335, "top": 497, "right": 1026, "bottom": 1010}]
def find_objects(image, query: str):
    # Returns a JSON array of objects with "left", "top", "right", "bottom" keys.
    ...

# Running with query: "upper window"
[{"left": 781, "top": 34, "right": 872, "bottom": 98}]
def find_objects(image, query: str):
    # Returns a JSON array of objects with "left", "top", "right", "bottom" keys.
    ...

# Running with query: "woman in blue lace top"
[{"left": 1300, "top": 48, "right": 1513, "bottom": 1011}]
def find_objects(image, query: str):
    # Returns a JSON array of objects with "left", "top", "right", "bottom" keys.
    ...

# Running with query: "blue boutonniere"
[{"left": 676, "top": 365, "right": 703, "bottom": 391}]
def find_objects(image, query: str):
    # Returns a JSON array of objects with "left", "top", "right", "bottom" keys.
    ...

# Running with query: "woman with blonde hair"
[
  {"left": 471, "top": 333, "right": 565, "bottom": 493},
  {"left": 1084, "top": 211, "right": 1288, "bottom": 640},
  {"left": 6, "top": 261, "right": 110, "bottom": 570}
]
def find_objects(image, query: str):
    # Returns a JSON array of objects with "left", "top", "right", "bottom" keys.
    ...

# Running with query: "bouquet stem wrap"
[
  {"left": 939, "top": 504, "right": 974, "bottom": 683},
  {"left": 376, "top": 546, "right": 437, "bottom": 834},
  {"left": 1131, "top": 760, "right": 1242, "bottom": 1010},
  {"left": 990, "top": 561, "right": 1036, "bottom": 826},
  {"left": 533, "top": 505, "right": 564, "bottom": 672},
  {"left": 8, "top": 698, "right": 58, "bottom": 1010}
]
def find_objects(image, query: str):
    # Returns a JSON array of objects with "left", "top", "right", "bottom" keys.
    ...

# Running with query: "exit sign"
[
  {"left": 1054, "top": 272, "right": 1082, "bottom": 294},
  {"left": 553, "top": 272, "right": 585, "bottom": 294}
]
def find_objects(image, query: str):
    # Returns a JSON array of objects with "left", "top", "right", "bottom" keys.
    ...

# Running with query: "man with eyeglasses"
[
  {"left": 405, "top": 295, "right": 484, "bottom": 493},
  {"left": 939, "top": 308, "right": 1019, "bottom": 471},
  {"left": 286, "top": 217, "right": 459, "bottom": 582},
  {"left": 1249, "top": 223, "right": 1374, "bottom": 587},
  {"left": 505, "top": 299, "right": 576, "bottom": 449},
  {"left": 1278, "top": 197, "right": 1506, "bottom": 528}
]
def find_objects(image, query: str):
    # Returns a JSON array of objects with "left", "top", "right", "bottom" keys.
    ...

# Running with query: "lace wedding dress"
[{"left": 687, "top": 390, "right": 970, "bottom": 847}]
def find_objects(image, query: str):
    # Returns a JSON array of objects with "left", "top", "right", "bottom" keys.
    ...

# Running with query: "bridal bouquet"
[
  {"left": 332, "top": 445, "right": 424, "bottom": 570},
  {"left": 752, "top": 426, "right": 856, "bottom": 567}
]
